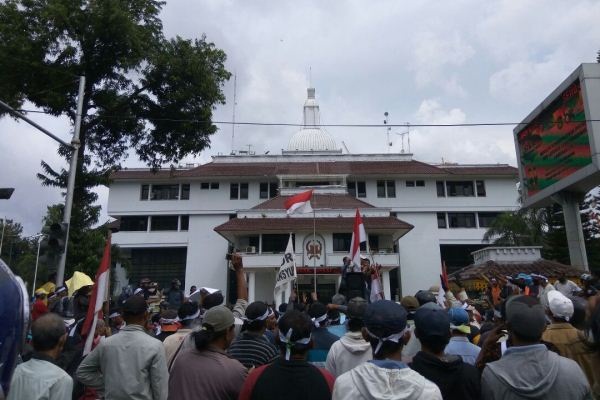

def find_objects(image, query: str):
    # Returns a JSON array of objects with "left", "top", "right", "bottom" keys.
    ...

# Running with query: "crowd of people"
[{"left": 6, "top": 253, "right": 600, "bottom": 399}]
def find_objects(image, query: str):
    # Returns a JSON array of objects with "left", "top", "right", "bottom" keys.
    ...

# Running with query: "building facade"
[{"left": 108, "top": 88, "right": 519, "bottom": 302}]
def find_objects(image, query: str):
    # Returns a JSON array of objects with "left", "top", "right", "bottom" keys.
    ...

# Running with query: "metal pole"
[
  {"left": 56, "top": 76, "right": 85, "bottom": 286},
  {"left": 0, "top": 217, "right": 5, "bottom": 256},
  {"left": 32, "top": 235, "right": 43, "bottom": 298},
  {"left": 0, "top": 99, "right": 73, "bottom": 148},
  {"left": 313, "top": 209, "right": 317, "bottom": 294}
]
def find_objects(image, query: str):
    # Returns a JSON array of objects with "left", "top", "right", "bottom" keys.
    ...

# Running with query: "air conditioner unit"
[{"left": 245, "top": 246, "right": 256, "bottom": 254}]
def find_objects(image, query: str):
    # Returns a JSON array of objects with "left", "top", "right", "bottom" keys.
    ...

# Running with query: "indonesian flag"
[
  {"left": 370, "top": 265, "right": 384, "bottom": 303},
  {"left": 349, "top": 209, "right": 367, "bottom": 267},
  {"left": 82, "top": 236, "right": 111, "bottom": 355},
  {"left": 437, "top": 261, "right": 449, "bottom": 308},
  {"left": 284, "top": 189, "right": 313, "bottom": 215}
]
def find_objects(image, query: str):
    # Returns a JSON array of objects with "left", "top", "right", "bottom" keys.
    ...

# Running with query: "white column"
[
  {"left": 248, "top": 271, "right": 256, "bottom": 303},
  {"left": 382, "top": 270, "right": 391, "bottom": 300}
]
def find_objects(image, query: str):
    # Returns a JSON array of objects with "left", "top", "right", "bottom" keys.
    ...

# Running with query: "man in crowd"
[
  {"left": 325, "top": 297, "right": 372, "bottom": 377},
  {"left": 77, "top": 295, "right": 169, "bottom": 400},
  {"left": 307, "top": 302, "right": 339, "bottom": 367},
  {"left": 536, "top": 274, "right": 555, "bottom": 310},
  {"left": 487, "top": 278, "right": 502, "bottom": 308},
  {"left": 163, "top": 302, "right": 199, "bottom": 367},
  {"left": 410, "top": 303, "right": 481, "bottom": 400},
  {"left": 482, "top": 295, "right": 591, "bottom": 399},
  {"left": 333, "top": 300, "right": 442, "bottom": 400},
  {"left": 554, "top": 272, "right": 581, "bottom": 297},
  {"left": 163, "top": 279, "right": 184, "bottom": 311},
  {"left": 108, "top": 308, "right": 126, "bottom": 334},
  {"left": 8, "top": 313, "right": 72, "bottom": 400},
  {"left": 48, "top": 285, "right": 68, "bottom": 315},
  {"left": 228, "top": 301, "right": 279, "bottom": 369},
  {"left": 31, "top": 289, "right": 49, "bottom": 321},
  {"left": 239, "top": 310, "right": 335, "bottom": 400},
  {"left": 445, "top": 307, "right": 480, "bottom": 365}
]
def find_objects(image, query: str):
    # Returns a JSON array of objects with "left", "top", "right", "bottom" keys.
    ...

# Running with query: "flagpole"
[{"left": 313, "top": 209, "right": 317, "bottom": 294}]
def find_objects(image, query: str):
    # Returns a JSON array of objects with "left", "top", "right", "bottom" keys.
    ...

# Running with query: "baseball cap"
[
  {"left": 448, "top": 307, "right": 471, "bottom": 334},
  {"left": 415, "top": 290, "right": 436, "bottom": 306},
  {"left": 363, "top": 300, "right": 408, "bottom": 354},
  {"left": 123, "top": 295, "right": 148, "bottom": 316},
  {"left": 346, "top": 297, "right": 368, "bottom": 319},
  {"left": 400, "top": 296, "right": 419, "bottom": 312},
  {"left": 506, "top": 295, "right": 546, "bottom": 340},
  {"left": 203, "top": 305, "right": 234, "bottom": 332},
  {"left": 547, "top": 290, "right": 574, "bottom": 321},
  {"left": 414, "top": 303, "right": 450, "bottom": 338}
]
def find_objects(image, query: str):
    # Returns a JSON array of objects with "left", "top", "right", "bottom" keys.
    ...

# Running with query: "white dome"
[{"left": 287, "top": 128, "right": 338, "bottom": 151}]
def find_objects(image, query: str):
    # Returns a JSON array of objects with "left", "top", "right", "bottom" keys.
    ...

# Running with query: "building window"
[
  {"left": 377, "top": 180, "right": 396, "bottom": 198},
  {"left": 180, "top": 184, "right": 190, "bottom": 200},
  {"left": 201, "top": 182, "right": 220, "bottom": 190},
  {"left": 446, "top": 181, "right": 475, "bottom": 197},
  {"left": 476, "top": 180, "right": 486, "bottom": 197},
  {"left": 333, "top": 233, "right": 352, "bottom": 252},
  {"left": 437, "top": 213, "right": 447, "bottom": 229},
  {"left": 478, "top": 212, "right": 500, "bottom": 228},
  {"left": 260, "top": 182, "right": 279, "bottom": 199},
  {"left": 436, "top": 181, "right": 445, "bottom": 197},
  {"left": 230, "top": 182, "right": 249, "bottom": 200},
  {"left": 448, "top": 213, "right": 477, "bottom": 228},
  {"left": 150, "top": 184, "right": 180, "bottom": 200},
  {"left": 348, "top": 181, "right": 366, "bottom": 198},
  {"left": 406, "top": 180, "right": 425, "bottom": 188},
  {"left": 140, "top": 185, "right": 149, "bottom": 200},
  {"left": 262, "top": 234, "right": 292, "bottom": 253},
  {"left": 238, "top": 236, "right": 259, "bottom": 252},
  {"left": 180, "top": 215, "right": 189, "bottom": 231},
  {"left": 120, "top": 216, "right": 148, "bottom": 231},
  {"left": 150, "top": 215, "right": 179, "bottom": 231}
]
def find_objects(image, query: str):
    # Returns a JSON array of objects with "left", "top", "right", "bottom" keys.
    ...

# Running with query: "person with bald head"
[{"left": 8, "top": 313, "right": 72, "bottom": 400}]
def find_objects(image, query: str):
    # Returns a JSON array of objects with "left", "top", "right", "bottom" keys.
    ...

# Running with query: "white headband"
[
  {"left": 160, "top": 317, "right": 179, "bottom": 325},
  {"left": 365, "top": 327, "right": 408, "bottom": 355},
  {"left": 278, "top": 328, "right": 312, "bottom": 360},
  {"left": 312, "top": 314, "right": 328, "bottom": 328},
  {"left": 181, "top": 309, "right": 200, "bottom": 321},
  {"left": 109, "top": 311, "right": 121, "bottom": 319},
  {"left": 244, "top": 308, "right": 270, "bottom": 323}
]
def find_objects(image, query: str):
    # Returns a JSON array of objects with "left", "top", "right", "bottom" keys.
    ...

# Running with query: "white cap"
[{"left": 547, "top": 290, "right": 574, "bottom": 321}]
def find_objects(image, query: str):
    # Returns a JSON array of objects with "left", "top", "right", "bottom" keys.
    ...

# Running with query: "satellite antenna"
[
  {"left": 396, "top": 123, "right": 411, "bottom": 154},
  {"left": 230, "top": 73, "right": 237, "bottom": 155},
  {"left": 384, "top": 112, "right": 392, "bottom": 152}
]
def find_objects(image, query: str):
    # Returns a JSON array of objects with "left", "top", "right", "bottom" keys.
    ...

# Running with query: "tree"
[
  {"left": 482, "top": 208, "right": 546, "bottom": 246},
  {"left": 0, "top": 0, "right": 230, "bottom": 277}
]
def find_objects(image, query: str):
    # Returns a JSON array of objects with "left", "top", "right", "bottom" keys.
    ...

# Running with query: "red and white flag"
[
  {"left": 82, "top": 236, "right": 111, "bottom": 355},
  {"left": 370, "top": 265, "right": 384, "bottom": 303},
  {"left": 284, "top": 189, "right": 313, "bottom": 215},
  {"left": 349, "top": 209, "right": 367, "bottom": 267}
]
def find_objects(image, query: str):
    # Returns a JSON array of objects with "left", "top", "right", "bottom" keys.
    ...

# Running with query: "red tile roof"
[
  {"left": 450, "top": 259, "right": 582, "bottom": 281},
  {"left": 214, "top": 216, "right": 413, "bottom": 235},
  {"left": 110, "top": 160, "right": 517, "bottom": 180},
  {"left": 252, "top": 194, "right": 373, "bottom": 210}
]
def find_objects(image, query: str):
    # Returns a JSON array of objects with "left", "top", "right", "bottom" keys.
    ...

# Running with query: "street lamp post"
[{"left": 31, "top": 233, "right": 45, "bottom": 298}]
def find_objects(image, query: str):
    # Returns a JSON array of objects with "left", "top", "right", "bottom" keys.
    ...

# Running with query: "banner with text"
[{"left": 274, "top": 234, "right": 296, "bottom": 306}]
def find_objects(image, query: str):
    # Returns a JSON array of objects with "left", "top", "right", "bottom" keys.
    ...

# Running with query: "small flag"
[
  {"left": 82, "top": 237, "right": 111, "bottom": 355},
  {"left": 274, "top": 234, "right": 296, "bottom": 307},
  {"left": 284, "top": 190, "right": 313, "bottom": 215},
  {"left": 437, "top": 261, "right": 449, "bottom": 309},
  {"left": 349, "top": 209, "right": 367, "bottom": 267}
]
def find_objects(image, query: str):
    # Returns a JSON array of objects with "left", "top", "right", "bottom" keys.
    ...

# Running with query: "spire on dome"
[{"left": 303, "top": 88, "right": 320, "bottom": 127}]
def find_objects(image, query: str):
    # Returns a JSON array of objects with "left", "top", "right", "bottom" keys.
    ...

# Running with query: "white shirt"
[
  {"left": 554, "top": 280, "right": 581, "bottom": 297},
  {"left": 8, "top": 357, "right": 73, "bottom": 400}
]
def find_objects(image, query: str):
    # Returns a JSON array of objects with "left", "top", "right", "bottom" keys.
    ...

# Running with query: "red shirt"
[{"left": 32, "top": 299, "right": 49, "bottom": 321}]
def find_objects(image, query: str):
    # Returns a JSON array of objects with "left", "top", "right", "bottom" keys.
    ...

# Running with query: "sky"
[{"left": 1, "top": 0, "right": 599, "bottom": 235}]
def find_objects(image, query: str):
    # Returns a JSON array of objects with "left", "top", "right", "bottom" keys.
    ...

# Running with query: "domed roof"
[
  {"left": 286, "top": 88, "right": 340, "bottom": 153},
  {"left": 287, "top": 128, "right": 338, "bottom": 151}
]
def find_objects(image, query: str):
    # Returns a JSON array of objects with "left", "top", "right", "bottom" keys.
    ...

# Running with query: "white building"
[{"left": 107, "top": 88, "right": 519, "bottom": 303}]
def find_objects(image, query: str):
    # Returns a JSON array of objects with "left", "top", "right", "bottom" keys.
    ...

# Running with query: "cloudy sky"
[{"left": 1, "top": 0, "right": 599, "bottom": 235}]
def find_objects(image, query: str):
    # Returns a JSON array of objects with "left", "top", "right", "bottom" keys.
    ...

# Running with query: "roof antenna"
[
  {"left": 309, "top": 66, "right": 312, "bottom": 87},
  {"left": 230, "top": 73, "right": 237, "bottom": 155},
  {"left": 384, "top": 112, "right": 392, "bottom": 152},
  {"left": 396, "top": 123, "right": 411, "bottom": 154}
]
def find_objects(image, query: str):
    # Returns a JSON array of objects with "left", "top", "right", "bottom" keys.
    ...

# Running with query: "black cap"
[
  {"left": 123, "top": 295, "right": 147, "bottom": 317},
  {"left": 415, "top": 290, "right": 436, "bottom": 306},
  {"left": 414, "top": 304, "right": 451, "bottom": 338},
  {"left": 363, "top": 300, "right": 407, "bottom": 338},
  {"left": 203, "top": 292, "right": 224, "bottom": 310}
]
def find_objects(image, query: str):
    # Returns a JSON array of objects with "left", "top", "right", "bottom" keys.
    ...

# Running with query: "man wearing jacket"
[
  {"left": 410, "top": 303, "right": 481, "bottom": 400},
  {"left": 333, "top": 300, "right": 441, "bottom": 400},
  {"left": 325, "top": 297, "right": 372, "bottom": 377},
  {"left": 76, "top": 295, "right": 169, "bottom": 400},
  {"left": 482, "top": 295, "right": 591, "bottom": 400}
]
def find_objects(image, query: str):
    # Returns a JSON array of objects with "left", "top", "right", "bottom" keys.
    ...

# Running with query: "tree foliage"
[{"left": 0, "top": 0, "right": 230, "bottom": 276}]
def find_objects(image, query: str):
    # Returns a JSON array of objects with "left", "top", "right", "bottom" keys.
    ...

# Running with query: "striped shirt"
[{"left": 228, "top": 331, "right": 279, "bottom": 369}]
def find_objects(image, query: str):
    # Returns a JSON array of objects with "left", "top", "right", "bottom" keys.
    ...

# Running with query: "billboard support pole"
[{"left": 553, "top": 191, "right": 589, "bottom": 271}]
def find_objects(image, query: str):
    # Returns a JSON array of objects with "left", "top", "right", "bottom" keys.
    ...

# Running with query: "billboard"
[{"left": 514, "top": 64, "right": 600, "bottom": 207}]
